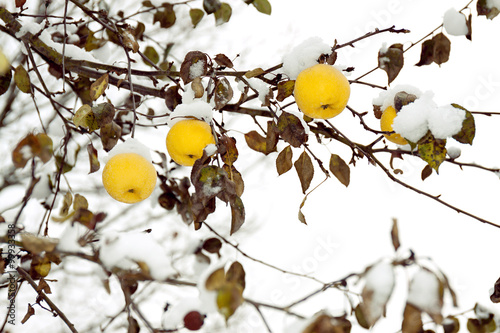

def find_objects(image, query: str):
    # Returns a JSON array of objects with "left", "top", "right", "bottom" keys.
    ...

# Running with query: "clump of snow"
[
  {"left": 204, "top": 144, "right": 217, "bottom": 156},
  {"left": 375, "top": 87, "right": 466, "bottom": 142},
  {"left": 189, "top": 60, "right": 206, "bottom": 80},
  {"left": 447, "top": 146, "right": 461, "bottom": 159},
  {"left": 407, "top": 269, "right": 442, "bottom": 315},
  {"left": 281, "top": 37, "right": 331, "bottom": 79},
  {"left": 105, "top": 138, "right": 153, "bottom": 163},
  {"left": 427, "top": 104, "right": 466, "bottom": 139},
  {"left": 99, "top": 231, "right": 175, "bottom": 280},
  {"left": 167, "top": 100, "right": 213, "bottom": 127},
  {"left": 443, "top": 8, "right": 469, "bottom": 36},
  {"left": 237, "top": 77, "right": 271, "bottom": 106},
  {"left": 379, "top": 42, "right": 389, "bottom": 54},
  {"left": 392, "top": 93, "right": 437, "bottom": 142},
  {"left": 372, "top": 84, "right": 423, "bottom": 111}
]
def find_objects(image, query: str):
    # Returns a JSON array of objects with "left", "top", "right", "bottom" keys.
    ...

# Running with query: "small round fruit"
[
  {"left": 183, "top": 311, "right": 205, "bottom": 331},
  {"left": 380, "top": 106, "right": 408, "bottom": 145},
  {"left": 102, "top": 153, "right": 157, "bottom": 204},
  {"left": 294, "top": 63, "right": 351, "bottom": 119},
  {"left": 166, "top": 119, "right": 216, "bottom": 167}
]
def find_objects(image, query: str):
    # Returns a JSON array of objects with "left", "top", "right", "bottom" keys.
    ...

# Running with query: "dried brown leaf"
[
  {"left": 294, "top": 151, "right": 314, "bottom": 194},
  {"left": 276, "top": 145, "right": 293, "bottom": 175}
]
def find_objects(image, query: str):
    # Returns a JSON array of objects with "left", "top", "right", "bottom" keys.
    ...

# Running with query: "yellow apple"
[
  {"left": 102, "top": 152, "right": 157, "bottom": 203},
  {"left": 380, "top": 106, "right": 408, "bottom": 145},
  {"left": 166, "top": 119, "right": 216, "bottom": 166},
  {"left": 294, "top": 63, "right": 350, "bottom": 119}
]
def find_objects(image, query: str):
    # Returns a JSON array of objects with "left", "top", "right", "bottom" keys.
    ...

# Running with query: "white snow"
[
  {"left": 105, "top": 138, "right": 153, "bottom": 163},
  {"left": 237, "top": 77, "right": 271, "bottom": 106},
  {"left": 99, "top": 231, "right": 175, "bottom": 280},
  {"left": 427, "top": 104, "right": 466, "bottom": 139},
  {"left": 167, "top": 100, "right": 214, "bottom": 126},
  {"left": 204, "top": 144, "right": 218, "bottom": 156},
  {"left": 189, "top": 60, "right": 206, "bottom": 80},
  {"left": 379, "top": 42, "right": 389, "bottom": 54},
  {"left": 392, "top": 93, "right": 435, "bottom": 143},
  {"left": 281, "top": 37, "right": 332, "bottom": 79},
  {"left": 407, "top": 269, "right": 442, "bottom": 315},
  {"left": 376, "top": 86, "right": 467, "bottom": 143},
  {"left": 31, "top": 173, "right": 52, "bottom": 200},
  {"left": 56, "top": 223, "right": 89, "bottom": 253},
  {"left": 378, "top": 56, "right": 390, "bottom": 69},
  {"left": 15, "top": 20, "right": 97, "bottom": 62},
  {"left": 363, "top": 262, "right": 395, "bottom": 321},
  {"left": 447, "top": 146, "right": 461, "bottom": 159},
  {"left": 486, "top": 0, "right": 500, "bottom": 10},
  {"left": 443, "top": 8, "right": 469, "bottom": 36}
]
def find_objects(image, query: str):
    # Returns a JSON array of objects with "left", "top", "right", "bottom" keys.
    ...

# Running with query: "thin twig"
[{"left": 17, "top": 268, "right": 79, "bottom": 333}]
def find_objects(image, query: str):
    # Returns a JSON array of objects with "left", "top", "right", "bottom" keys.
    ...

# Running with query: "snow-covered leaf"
[
  {"left": 477, "top": 0, "right": 500, "bottom": 20},
  {"left": 358, "top": 261, "right": 395, "bottom": 327},
  {"left": 180, "top": 51, "right": 208, "bottom": 84},
  {"left": 378, "top": 43, "right": 404, "bottom": 85},
  {"left": 407, "top": 268, "right": 444, "bottom": 324}
]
